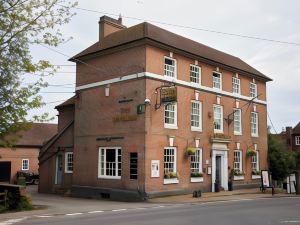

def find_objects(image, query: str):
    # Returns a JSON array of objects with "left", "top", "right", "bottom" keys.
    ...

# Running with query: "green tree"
[
  {"left": 295, "top": 150, "right": 300, "bottom": 171},
  {"left": 268, "top": 133, "right": 296, "bottom": 181},
  {"left": 0, "top": 0, "right": 77, "bottom": 143}
]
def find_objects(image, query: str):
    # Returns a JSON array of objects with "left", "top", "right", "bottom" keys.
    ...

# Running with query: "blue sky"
[{"left": 27, "top": 0, "right": 300, "bottom": 133}]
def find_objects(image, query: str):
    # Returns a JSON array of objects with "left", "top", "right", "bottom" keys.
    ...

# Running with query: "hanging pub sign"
[{"left": 161, "top": 86, "right": 177, "bottom": 103}]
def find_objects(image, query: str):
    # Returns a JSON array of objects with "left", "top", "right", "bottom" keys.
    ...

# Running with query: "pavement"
[{"left": 0, "top": 185, "right": 298, "bottom": 223}]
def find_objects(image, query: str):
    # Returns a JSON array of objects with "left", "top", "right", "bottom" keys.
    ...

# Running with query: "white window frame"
[
  {"left": 233, "top": 108, "right": 242, "bottom": 135},
  {"left": 250, "top": 82, "right": 257, "bottom": 98},
  {"left": 164, "top": 147, "right": 177, "bottom": 174},
  {"left": 212, "top": 72, "right": 222, "bottom": 90},
  {"left": 251, "top": 151, "right": 259, "bottom": 172},
  {"left": 213, "top": 105, "right": 223, "bottom": 133},
  {"left": 65, "top": 152, "right": 73, "bottom": 173},
  {"left": 232, "top": 77, "right": 241, "bottom": 95},
  {"left": 296, "top": 136, "right": 300, "bottom": 145},
  {"left": 22, "top": 159, "right": 29, "bottom": 171},
  {"left": 251, "top": 112, "right": 259, "bottom": 137},
  {"left": 98, "top": 147, "right": 122, "bottom": 179},
  {"left": 190, "top": 148, "right": 203, "bottom": 174},
  {"left": 233, "top": 150, "right": 242, "bottom": 172},
  {"left": 164, "top": 102, "right": 178, "bottom": 129},
  {"left": 191, "top": 100, "right": 202, "bottom": 132},
  {"left": 190, "top": 64, "right": 201, "bottom": 84},
  {"left": 164, "top": 57, "right": 177, "bottom": 78}
]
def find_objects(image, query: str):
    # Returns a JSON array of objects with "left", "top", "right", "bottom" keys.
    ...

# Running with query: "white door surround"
[{"left": 211, "top": 143, "right": 228, "bottom": 192}]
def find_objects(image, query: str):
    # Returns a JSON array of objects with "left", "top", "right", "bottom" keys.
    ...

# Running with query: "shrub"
[
  {"left": 0, "top": 205, "right": 7, "bottom": 213},
  {"left": 16, "top": 196, "right": 33, "bottom": 211}
]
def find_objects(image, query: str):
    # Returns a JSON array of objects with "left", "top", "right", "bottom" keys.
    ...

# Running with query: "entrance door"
[
  {"left": 211, "top": 148, "right": 228, "bottom": 192},
  {"left": 216, "top": 155, "right": 222, "bottom": 186},
  {"left": 0, "top": 162, "right": 11, "bottom": 183},
  {"left": 55, "top": 155, "right": 62, "bottom": 185}
]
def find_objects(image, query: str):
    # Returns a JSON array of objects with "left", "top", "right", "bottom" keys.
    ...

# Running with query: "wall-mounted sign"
[
  {"left": 161, "top": 86, "right": 177, "bottom": 103},
  {"left": 112, "top": 107, "right": 137, "bottom": 122},
  {"left": 112, "top": 115, "right": 137, "bottom": 122},
  {"left": 207, "top": 166, "right": 212, "bottom": 175},
  {"left": 137, "top": 104, "right": 145, "bottom": 114},
  {"left": 151, "top": 160, "right": 160, "bottom": 178}
]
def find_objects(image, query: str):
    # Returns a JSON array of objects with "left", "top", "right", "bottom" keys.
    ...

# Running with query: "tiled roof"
[
  {"left": 293, "top": 122, "right": 300, "bottom": 134},
  {"left": 71, "top": 22, "right": 272, "bottom": 81},
  {"left": 14, "top": 123, "right": 57, "bottom": 147},
  {"left": 55, "top": 96, "right": 76, "bottom": 109}
]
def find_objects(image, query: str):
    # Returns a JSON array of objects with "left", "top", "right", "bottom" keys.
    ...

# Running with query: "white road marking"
[
  {"left": 281, "top": 221, "right": 300, "bottom": 223},
  {"left": 88, "top": 210, "right": 104, "bottom": 214},
  {"left": 65, "top": 213, "right": 83, "bottom": 216},
  {"left": 0, "top": 217, "right": 27, "bottom": 225},
  {"left": 34, "top": 215, "right": 53, "bottom": 218},
  {"left": 135, "top": 207, "right": 147, "bottom": 210},
  {"left": 112, "top": 209, "right": 127, "bottom": 212},
  {"left": 152, "top": 205, "right": 165, "bottom": 208}
]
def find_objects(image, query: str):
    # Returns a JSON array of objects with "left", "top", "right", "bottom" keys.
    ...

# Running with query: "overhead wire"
[{"left": 66, "top": 5, "right": 300, "bottom": 46}]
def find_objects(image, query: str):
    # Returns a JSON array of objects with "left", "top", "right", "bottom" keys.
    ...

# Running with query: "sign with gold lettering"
[
  {"left": 112, "top": 107, "right": 137, "bottom": 122},
  {"left": 161, "top": 86, "right": 177, "bottom": 103}
]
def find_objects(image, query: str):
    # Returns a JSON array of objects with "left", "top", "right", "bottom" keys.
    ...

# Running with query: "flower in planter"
[
  {"left": 234, "top": 170, "right": 245, "bottom": 176},
  {"left": 191, "top": 171, "right": 203, "bottom": 177},
  {"left": 252, "top": 170, "right": 260, "bottom": 175},
  {"left": 164, "top": 171, "right": 179, "bottom": 179},
  {"left": 246, "top": 148, "right": 256, "bottom": 157},
  {"left": 185, "top": 147, "right": 196, "bottom": 156}
]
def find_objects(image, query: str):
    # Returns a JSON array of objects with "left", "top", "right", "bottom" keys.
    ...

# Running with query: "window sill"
[
  {"left": 234, "top": 175, "right": 244, "bottom": 180},
  {"left": 214, "top": 130, "right": 223, "bottom": 134},
  {"left": 191, "top": 127, "right": 202, "bottom": 132},
  {"left": 252, "top": 175, "right": 261, "bottom": 180},
  {"left": 164, "top": 178, "right": 179, "bottom": 184},
  {"left": 190, "top": 177, "right": 203, "bottom": 183},
  {"left": 164, "top": 125, "right": 178, "bottom": 130},
  {"left": 98, "top": 176, "right": 121, "bottom": 180},
  {"left": 65, "top": 171, "right": 73, "bottom": 174},
  {"left": 234, "top": 132, "right": 242, "bottom": 136},
  {"left": 163, "top": 75, "right": 177, "bottom": 80},
  {"left": 251, "top": 134, "right": 259, "bottom": 138}
]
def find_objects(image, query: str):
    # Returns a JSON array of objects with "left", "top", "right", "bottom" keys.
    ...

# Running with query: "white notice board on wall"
[{"left": 151, "top": 160, "right": 160, "bottom": 178}]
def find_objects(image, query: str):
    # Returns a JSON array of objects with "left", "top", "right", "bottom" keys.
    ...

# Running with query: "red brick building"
[
  {"left": 275, "top": 122, "right": 300, "bottom": 152},
  {"left": 0, "top": 123, "right": 57, "bottom": 183},
  {"left": 39, "top": 16, "right": 272, "bottom": 200}
]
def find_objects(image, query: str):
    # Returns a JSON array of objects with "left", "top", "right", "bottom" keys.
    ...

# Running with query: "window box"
[
  {"left": 252, "top": 175, "right": 261, "bottom": 179},
  {"left": 191, "top": 177, "right": 203, "bottom": 183},
  {"left": 234, "top": 175, "right": 244, "bottom": 180},
  {"left": 164, "top": 178, "right": 179, "bottom": 184}
]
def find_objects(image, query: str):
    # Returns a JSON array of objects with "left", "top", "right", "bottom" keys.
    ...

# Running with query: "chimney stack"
[{"left": 98, "top": 15, "right": 126, "bottom": 41}]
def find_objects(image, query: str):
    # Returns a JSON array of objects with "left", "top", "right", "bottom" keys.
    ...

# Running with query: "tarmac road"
[{"left": 12, "top": 197, "right": 300, "bottom": 225}]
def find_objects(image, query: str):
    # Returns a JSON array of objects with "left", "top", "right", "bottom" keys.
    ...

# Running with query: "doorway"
[
  {"left": 211, "top": 148, "right": 228, "bottom": 192},
  {"left": 0, "top": 161, "right": 11, "bottom": 183},
  {"left": 55, "top": 155, "right": 62, "bottom": 185},
  {"left": 215, "top": 155, "right": 222, "bottom": 185}
]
